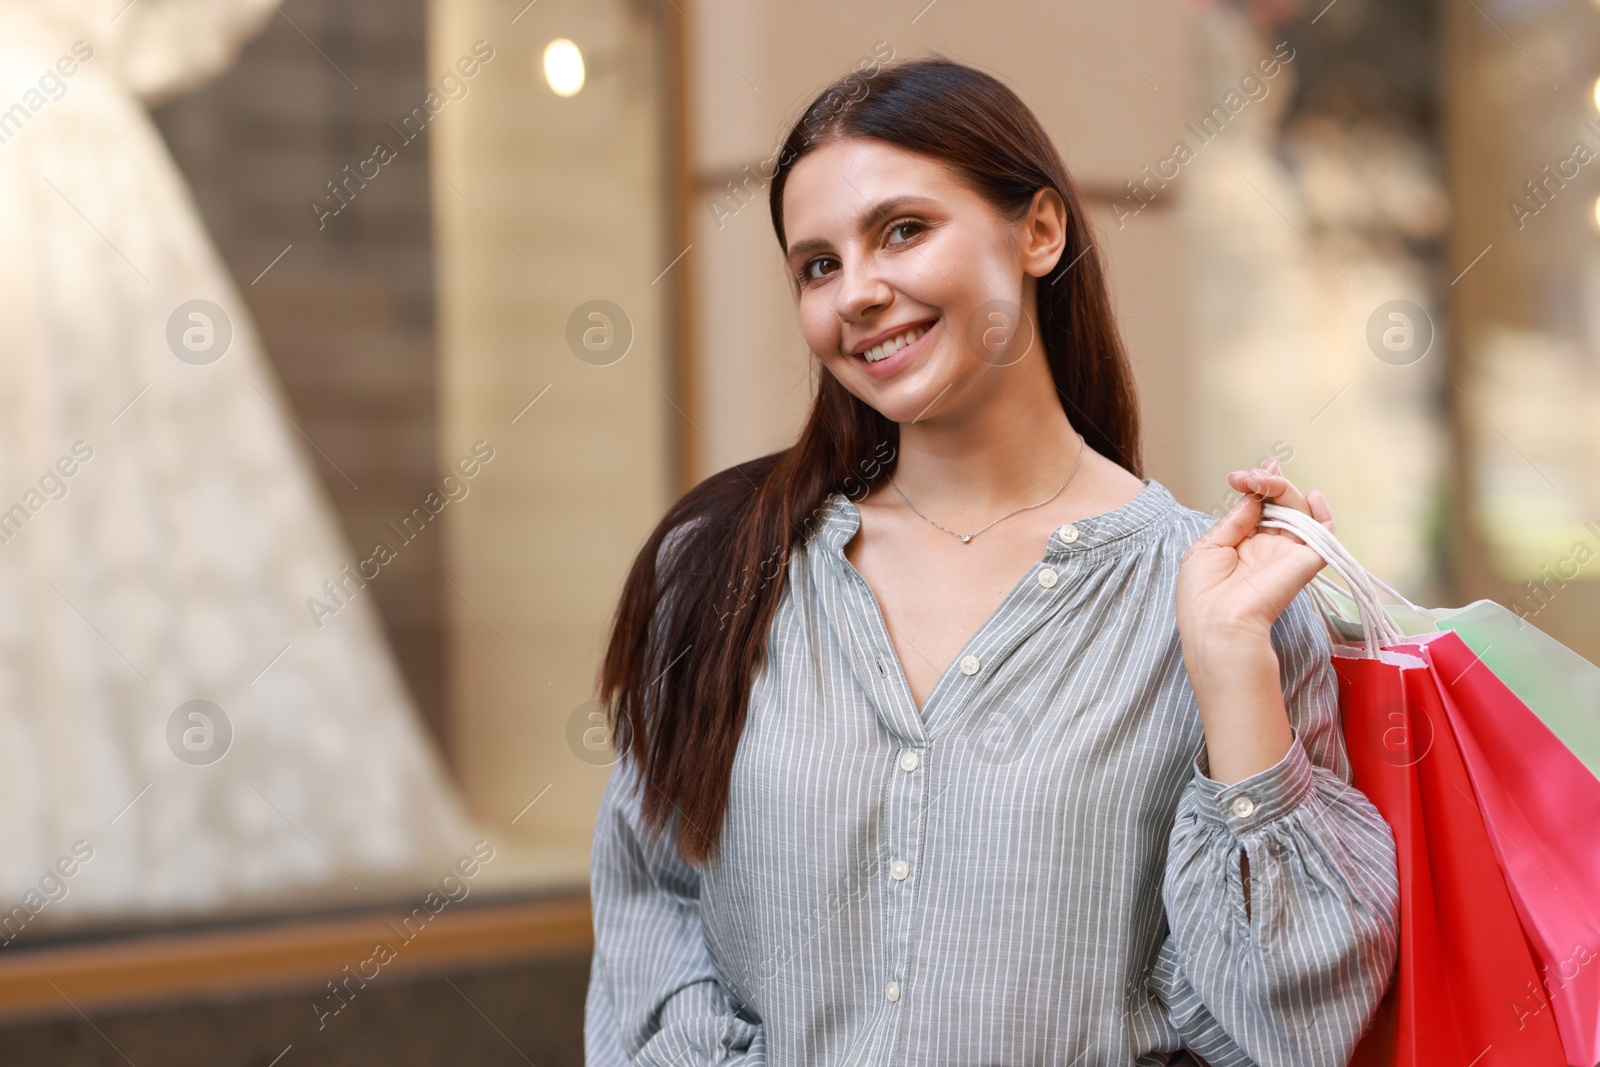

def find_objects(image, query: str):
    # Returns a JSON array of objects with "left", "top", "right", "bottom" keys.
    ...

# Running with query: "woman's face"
[{"left": 780, "top": 136, "right": 1064, "bottom": 425}]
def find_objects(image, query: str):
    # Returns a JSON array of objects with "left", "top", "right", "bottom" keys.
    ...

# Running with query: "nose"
[{"left": 833, "top": 258, "right": 894, "bottom": 337}]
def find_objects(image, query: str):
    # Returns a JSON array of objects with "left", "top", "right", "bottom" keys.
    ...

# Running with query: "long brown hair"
[{"left": 597, "top": 56, "right": 1142, "bottom": 865}]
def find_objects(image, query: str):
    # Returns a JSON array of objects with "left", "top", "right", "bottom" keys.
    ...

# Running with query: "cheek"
[{"left": 798, "top": 300, "right": 839, "bottom": 358}]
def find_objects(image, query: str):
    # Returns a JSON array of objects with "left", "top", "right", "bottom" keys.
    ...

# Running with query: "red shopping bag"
[
  {"left": 1421, "top": 632, "right": 1600, "bottom": 1064},
  {"left": 1335, "top": 640, "right": 1570, "bottom": 1067}
]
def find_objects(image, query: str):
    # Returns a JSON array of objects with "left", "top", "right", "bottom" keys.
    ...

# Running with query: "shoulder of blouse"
[{"left": 802, "top": 479, "right": 1220, "bottom": 558}]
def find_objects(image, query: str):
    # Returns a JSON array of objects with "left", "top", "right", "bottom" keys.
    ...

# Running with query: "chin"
[{"left": 861, "top": 375, "right": 960, "bottom": 424}]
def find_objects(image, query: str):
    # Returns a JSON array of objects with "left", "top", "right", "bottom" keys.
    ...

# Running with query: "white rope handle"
[
  {"left": 1257, "top": 502, "right": 1420, "bottom": 657},
  {"left": 1259, "top": 506, "right": 1397, "bottom": 655},
  {"left": 1305, "top": 574, "right": 1349, "bottom": 648}
]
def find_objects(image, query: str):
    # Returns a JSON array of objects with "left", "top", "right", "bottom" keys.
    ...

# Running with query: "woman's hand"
[
  {"left": 1175, "top": 459, "right": 1335, "bottom": 783},
  {"left": 1177, "top": 459, "right": 1335, "bottom": 645}
]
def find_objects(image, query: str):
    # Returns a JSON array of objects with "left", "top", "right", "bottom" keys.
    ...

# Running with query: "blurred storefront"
[{"left": 0, "top": 0, "right": 1593, "bottom": 1061}]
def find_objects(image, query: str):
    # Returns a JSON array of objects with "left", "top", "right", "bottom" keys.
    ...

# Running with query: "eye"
[
  {"left": 795, "top": 255, "right": 838, "bottom": 286},
  {"left": 792, "top": 219, "right": 926, "bottom": 287},
  {"left": 885, "top": 218, "right": 924, "bottom": 245}
]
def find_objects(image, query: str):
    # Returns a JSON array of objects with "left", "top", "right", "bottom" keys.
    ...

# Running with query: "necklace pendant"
[{"left": 960, "top": 534, "right": 972, "bottom": 543}]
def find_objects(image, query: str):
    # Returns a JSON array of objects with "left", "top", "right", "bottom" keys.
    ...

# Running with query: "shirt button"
[
  {"left": 1037, "top": 567, "right": 1058, "bottom": 588},
  {"left": 1230, "top": 795, "right": 1256, "bottom": 819},
  {"left": 1057, "top": 523, "right": 1080, "bottom": 544},
  {"left": 890, "top": 859, "right": 910, "bottom": 880},
  {"left": 959, "top": 654, "right": 981, "bottom": 675},
  {"left": 885, "top": 980, "right": 901, "bottom": 1002},
  {"left": 899, "top": 750, "right": 920, "bottom": 773}
]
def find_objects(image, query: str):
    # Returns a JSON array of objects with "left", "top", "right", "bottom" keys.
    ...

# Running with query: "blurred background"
[{"left": 0, "top": 0, "right": 1594, "bottom": 1061}]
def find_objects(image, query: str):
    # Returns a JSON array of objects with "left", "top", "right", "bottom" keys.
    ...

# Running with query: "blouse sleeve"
[
  {"left": 1148, "top": 589, "right": 1400, "bottom": 1067},
  {"left": 585, "top": 752, "right": 766, "bottom": 1066}
]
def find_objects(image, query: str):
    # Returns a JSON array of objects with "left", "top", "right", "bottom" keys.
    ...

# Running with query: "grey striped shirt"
[{"left": 585, "top": 478, "right": 1399, "bottom": 1067}]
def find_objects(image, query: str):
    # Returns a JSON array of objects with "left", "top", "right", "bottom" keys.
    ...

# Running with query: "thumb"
[{"left": 1201, "top": 493, "right": 1261, "bottom": 552}]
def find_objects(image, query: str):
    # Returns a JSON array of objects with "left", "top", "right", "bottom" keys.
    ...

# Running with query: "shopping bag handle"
[{"left": 1257, "top": 503, "right": 1426, "bottom": 657}]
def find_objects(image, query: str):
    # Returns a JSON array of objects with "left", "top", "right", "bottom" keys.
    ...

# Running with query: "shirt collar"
[{"left": 815, "top": 478, "right": 1179, "bottom": 566}]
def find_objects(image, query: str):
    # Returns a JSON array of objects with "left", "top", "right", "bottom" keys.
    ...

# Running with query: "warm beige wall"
[
  {"left": 432, "top": 0, "right": 670, "bottom": 883},
  {"left": 686, "top": 0, "right": 1197, "bottom": 504}
]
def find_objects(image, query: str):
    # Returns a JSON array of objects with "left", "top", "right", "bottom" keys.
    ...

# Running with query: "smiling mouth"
[{"left": 855, "top": 319, "right": 936, "bottom": 363}]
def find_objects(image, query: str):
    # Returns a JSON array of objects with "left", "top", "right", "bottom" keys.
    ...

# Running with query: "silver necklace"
[{"left": 888, "top": 433, "right": 1086, "bottom": 544}]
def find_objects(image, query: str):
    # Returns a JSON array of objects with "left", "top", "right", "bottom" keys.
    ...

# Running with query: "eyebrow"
[{"left": 785, "top": 195, "right": 941, "bottom": 263}]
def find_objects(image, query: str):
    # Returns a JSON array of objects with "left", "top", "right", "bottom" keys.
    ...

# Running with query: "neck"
[{"left": 887, "top": 360, "right": 1083, "bottom": 526}]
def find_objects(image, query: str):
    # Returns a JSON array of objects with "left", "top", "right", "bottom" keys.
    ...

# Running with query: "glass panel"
[
  {"left": 1184, "top": 0, "right": 1450, "bottom": 601},
  {"left": 1446, "top": 0, "right": 1600, "bottom": 660}
]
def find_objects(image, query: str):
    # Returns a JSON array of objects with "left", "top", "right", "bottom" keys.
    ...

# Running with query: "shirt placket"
[
  {"left": 876, "top": 703, "right": 928, "bottom": 1039},
  {"left": 827, "top": 513, "right": 1091, "bottom": 1065}
]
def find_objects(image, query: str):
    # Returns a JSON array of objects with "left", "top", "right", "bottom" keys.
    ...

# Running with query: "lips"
[
  {"left": 855, "top": 319, "right": 935, "bottom": 362},
  {"left": 851, "top": 317, "right": 940, "bottom": 379}
]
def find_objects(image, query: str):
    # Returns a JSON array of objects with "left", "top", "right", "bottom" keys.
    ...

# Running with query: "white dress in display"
[{"left": 0, "top": 0, "right": 477, "bottom": 928}]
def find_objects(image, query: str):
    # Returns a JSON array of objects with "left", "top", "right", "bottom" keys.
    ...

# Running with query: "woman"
[{"left": 585, "top": 58, "right": 1398, "bottom": 1067}]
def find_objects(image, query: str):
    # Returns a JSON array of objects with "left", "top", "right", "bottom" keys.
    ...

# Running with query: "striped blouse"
[{"left": 584, "top": 478, "right": 1400, "bottom": 1067}]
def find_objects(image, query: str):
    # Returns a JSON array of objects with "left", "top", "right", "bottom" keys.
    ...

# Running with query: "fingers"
[
  {"left": 1306, "top": 488, "right": 1337, "bottom": 534},
  {"left": 1226, "top": 457, "right": 1319, "bottom": 515},
  {"left": 1191, "top": 490, "right": 1261, "bottom": 557},
  {"left": 1222, "top": 460, "right": 1337, "bottom": 546}
]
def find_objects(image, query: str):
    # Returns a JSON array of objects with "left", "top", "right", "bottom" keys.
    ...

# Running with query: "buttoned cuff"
[{"left": 1189, "top": 728, "right": 1315, "bottom": 834}]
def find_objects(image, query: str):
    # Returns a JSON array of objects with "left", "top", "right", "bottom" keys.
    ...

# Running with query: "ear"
[{"left": 1020, "top": 187, "right": 1068, "bottom": 279}]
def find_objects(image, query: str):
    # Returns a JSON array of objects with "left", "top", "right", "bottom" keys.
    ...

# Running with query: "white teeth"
[{"left": 862, "top": 323, "right": 930, "bottom": 362}]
